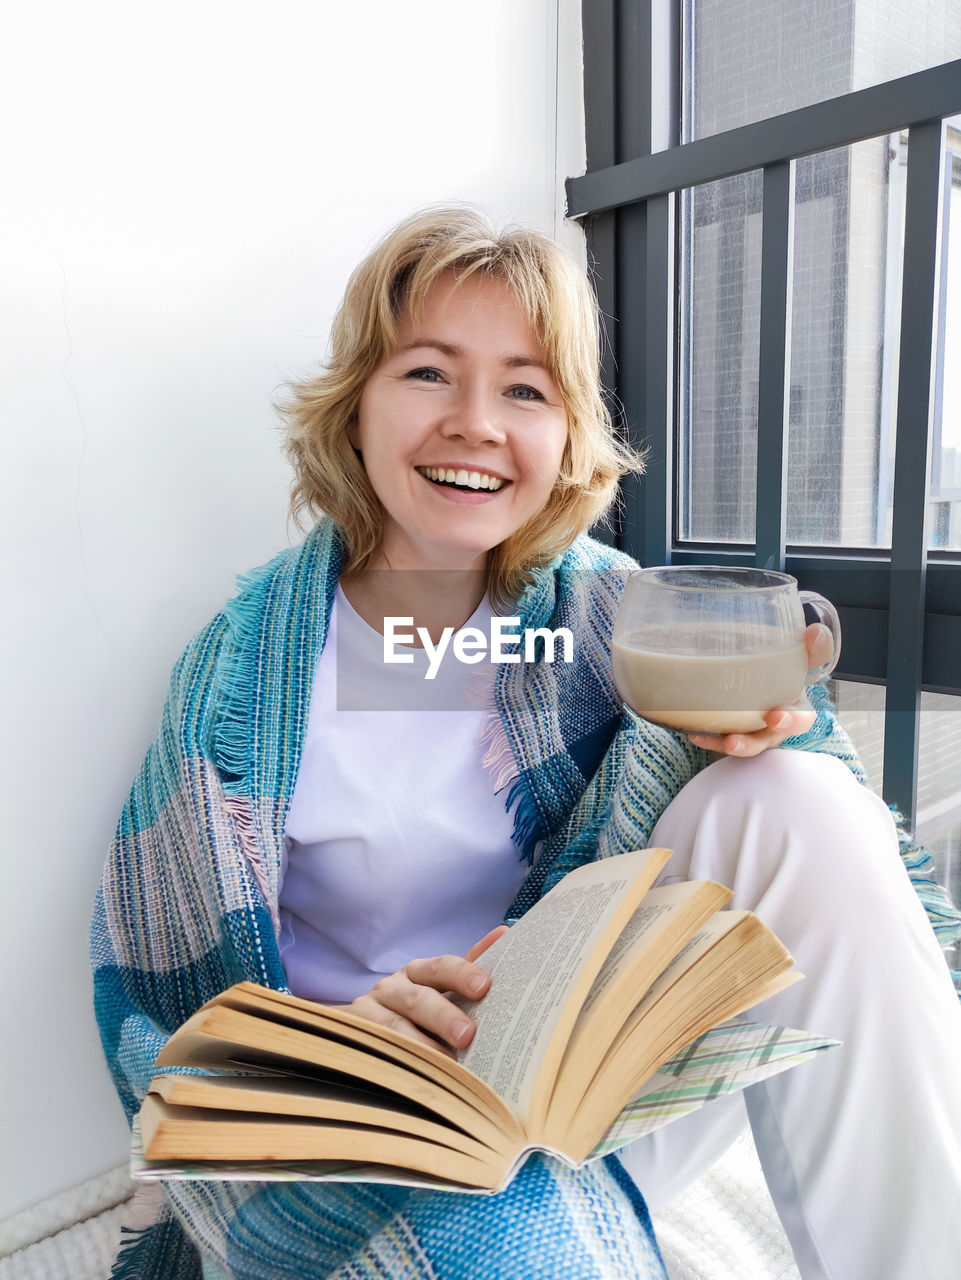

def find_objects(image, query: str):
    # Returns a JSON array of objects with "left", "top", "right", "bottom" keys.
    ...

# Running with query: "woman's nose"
[{"left": 440, "top": 391, "right": 507, "bottom": 445}]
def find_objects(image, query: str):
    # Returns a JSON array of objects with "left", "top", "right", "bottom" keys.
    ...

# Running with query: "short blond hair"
[{"left": 281, "top": 206, "right": 643, "bottom": 598}]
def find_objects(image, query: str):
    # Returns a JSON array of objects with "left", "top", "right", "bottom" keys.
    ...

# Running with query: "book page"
[
  {"left": 574, "top": 881, "right": 729, "bottom": 1023},
  {"left": 131, "top": 1115, "right": 519, "bottom": 1195},
  {"left": 206, "top": 984, "right": 520, "bottom": 1132},
  {"left": 552, "top": 912, "right": 798, "bottom": 1161},
  {"left": 150, "top": 1074, "right": 506, "bottom": 1158},
  {"left": 600, "top": 912, "right": 754, "bottom": 1067},
  {"left": 138, "top": 1095, "right": 506, "bottom": 1188},
  {"left": 456, "top": 848, "right": 671, "bottom": 1123},
  {"left": 133, "top": 1024, "right": 839, "bottom": 1192},
  {"left": 155, "top": 1004, "right": 516, "bottom": 1151},
  {"left": 543, "top": 880, "right": 731, "bottom": 1130},
  {"left": 631, "top": 912, "right": 744, "bottom": 1007}
]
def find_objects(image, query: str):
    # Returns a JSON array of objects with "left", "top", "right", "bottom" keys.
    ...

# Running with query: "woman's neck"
[{"left": 339, "top": 565, "right": 488, "bottom": 645}]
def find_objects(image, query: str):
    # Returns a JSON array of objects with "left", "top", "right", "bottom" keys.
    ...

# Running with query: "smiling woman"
[
  {"left": 281, "top": 208, "right": 638, "bottom": 604},
  {"left": 91, "top": 206, "right": 961, "bottom": 1280}
]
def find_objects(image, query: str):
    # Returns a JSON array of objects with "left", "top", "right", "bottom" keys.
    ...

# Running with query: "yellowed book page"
[
  {"left": 150, "top": 1074, "right": 507, "bottom": 1159},
  {"left": 555, "top": 917, "right": 795, "bottom": 1161},
  {"left": 572, "top": 881, "right": 731, "bottom": 1026},
  {"left": 205, "top": 984, "right": 520, "bottom": 1136},
  {"left": 155, "top": 1005, "right": 514, "bottom": 1152},
  {"left": 545, "top": 879, "right": 730, "bottom": 1126},
  {"left": 626, "top": 911, "right": 752, "bottom": 1022},
  {"left": 598, "top": 912, "right": 794, "bottom": 1103},
  {"left": 456, "top": 848, "right": 672, "bottom": 1127},
  {"left": 139, "top": 1096, "right": 506, "bottom": 1188}
]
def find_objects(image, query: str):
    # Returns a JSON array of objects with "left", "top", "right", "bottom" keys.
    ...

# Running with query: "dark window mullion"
[
  {"left": 584, "top": 0, "right": 679, "bottom": 565},
  {"left": 582, "top": 0, "right": 619, "bottom": 546},
  {"left": 618, "top": 0, "right": 675, "bottom": 569},
  {"left": 612, "top": 0, "right": 652, "bottom": 556},
  {"left": 616, "top": 196, "right": 675, "bottom": 567},
  {"left": 641, "top": 192, "right": 675, "bottom": 568},
  {"left": 582, "top": 0, "right": 617, "bottom": 172},
  {"left": 617, "top": 203, "right": 651, "bottom": 554},
  {"left": 884, "top": 120, "right": 948, "bottom": 827}
]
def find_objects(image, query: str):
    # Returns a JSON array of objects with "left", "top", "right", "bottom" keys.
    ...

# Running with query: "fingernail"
[
  {"left": 466, "top": 973, "right": 487, "bottom": 995},
  {"left": 771, "top": 712, "right": 791, "bottom": 729},
  {"left": 451, "top": 1018, "right": 472, "bottom": 1044}
]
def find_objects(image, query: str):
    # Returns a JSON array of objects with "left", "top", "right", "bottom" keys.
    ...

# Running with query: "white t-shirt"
[{"left": 278, "top": 587, "right": 526, "bottom": 1003}]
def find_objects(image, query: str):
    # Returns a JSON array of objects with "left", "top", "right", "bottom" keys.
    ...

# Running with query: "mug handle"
[{"left": 799, "top": 590, "right": 841, "bottom": 681}]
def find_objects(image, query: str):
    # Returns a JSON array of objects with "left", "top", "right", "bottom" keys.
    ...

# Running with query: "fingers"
[
  {"left": 764, "top": 693, "right": 816, "bottom": 742},
  {"left": 688, "top": 727, "right": 777, "bottom": 757},
  {"left": 464, "top": 925, "right": 509, "bottom": 963},
  {"left": 804, "top": 622, "right": 834, "bottom": 669},
  {"left": 348, "top": 997, "right": 459, "bottom": 1055},
  {"left": 351, "top": 954, "right": 492, "bottom": 1052},
  {"left": 687, "top": 729, "right": 756, "bottom": 756},
  {"left": 688, "top": 694, "right": 817, "bottom": 758},
  {"left": 406, "top": 954, "right": 492, "bottom": 1001}
]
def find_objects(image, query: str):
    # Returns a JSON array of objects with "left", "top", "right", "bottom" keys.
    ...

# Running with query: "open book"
[{"left": 135, "top": 848, "right": 836, "bottom": 1192}]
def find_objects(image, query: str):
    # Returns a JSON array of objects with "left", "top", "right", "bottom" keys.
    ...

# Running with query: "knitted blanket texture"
[{"left": 90, "top": 521, "right": 960, "bottom": 1280}]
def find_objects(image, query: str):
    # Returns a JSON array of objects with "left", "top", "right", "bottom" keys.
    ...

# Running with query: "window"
[{"left": 572, "top": 1, "right": 961, "bottom": 932}]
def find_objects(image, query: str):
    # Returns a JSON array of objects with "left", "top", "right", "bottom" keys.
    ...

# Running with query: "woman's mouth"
[{"left": 416, "top": 466, "right": 507, "bottom": 492}]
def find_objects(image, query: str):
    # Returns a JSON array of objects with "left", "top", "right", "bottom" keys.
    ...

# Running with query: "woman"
[{"left": 92, "top": 208, "right": 961, "bottom": 1280}]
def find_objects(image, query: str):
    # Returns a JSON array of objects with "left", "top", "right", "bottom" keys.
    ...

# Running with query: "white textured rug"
[
  {"left": 0, "top": 1136, "right": 798, "bottom": 1279},
  {"left": 0, "top": 1166, "right": 134, "bottom": 1280},
  {"left": 652, "top": 1132, "right": 801, "bottom": 1279}
]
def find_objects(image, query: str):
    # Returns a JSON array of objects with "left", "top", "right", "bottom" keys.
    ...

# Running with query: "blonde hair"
[{"left": 281, "top": 206, "right": 643, "bottom": 599}]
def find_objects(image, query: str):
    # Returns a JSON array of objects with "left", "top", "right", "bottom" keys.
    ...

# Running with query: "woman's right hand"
[{"left": 347, "top": 925, "right": 508, "bottom": 1056}]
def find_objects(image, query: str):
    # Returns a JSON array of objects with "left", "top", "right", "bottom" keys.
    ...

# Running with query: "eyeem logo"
[{"left": 384, "top": 617, "right": 574, "bottom": 680}]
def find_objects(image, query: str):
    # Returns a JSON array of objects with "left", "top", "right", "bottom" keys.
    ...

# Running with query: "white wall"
[{"left": 0, "top": 0, "right": 586, "bottom": 1220}]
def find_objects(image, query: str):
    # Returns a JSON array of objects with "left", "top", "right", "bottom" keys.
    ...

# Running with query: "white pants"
[{"left": 617, "top": 750, "right": 961, "bottom": 1280}]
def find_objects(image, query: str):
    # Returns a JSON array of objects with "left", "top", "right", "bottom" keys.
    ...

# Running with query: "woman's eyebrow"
[
  {"left": 397, "top": 339, "right": 549, "bottom": 371},
  {"left": 398, "top": 338, "right": 460, "bottom": 357},
  {"left": 503, "top": 354, "right": 549, "bottom": 371}
]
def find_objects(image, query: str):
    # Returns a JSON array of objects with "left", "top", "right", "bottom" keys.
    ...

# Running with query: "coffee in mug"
[{"left": 611, "top": 568, "right": 841, "bottom": 735}]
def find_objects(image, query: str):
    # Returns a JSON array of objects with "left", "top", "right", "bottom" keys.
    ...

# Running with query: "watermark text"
[{"left": 384, "top": 616, "right": 574, "bottom": 680}]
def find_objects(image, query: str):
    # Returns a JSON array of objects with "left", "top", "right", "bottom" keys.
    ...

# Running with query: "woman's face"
[{"left": 349, "top": 272, "right": 569, "bottom": 572}]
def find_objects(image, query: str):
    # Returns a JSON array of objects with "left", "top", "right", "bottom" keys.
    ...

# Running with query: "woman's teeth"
[{"left": 418, "top": 467, "right": 504, "bottom": 491}]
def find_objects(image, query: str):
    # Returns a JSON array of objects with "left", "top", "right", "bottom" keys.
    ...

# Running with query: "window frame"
[{"left": 573, "top": 0, "right": 961, "bottom": 828}]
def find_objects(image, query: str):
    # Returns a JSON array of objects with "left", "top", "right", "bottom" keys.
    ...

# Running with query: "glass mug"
[{"left": 611, "top": 566, "right": 842, "bottom": 735}]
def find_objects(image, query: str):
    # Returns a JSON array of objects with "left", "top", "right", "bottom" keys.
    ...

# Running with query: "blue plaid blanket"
[{"left": 91, "top": 520, "right": 959, "bottom": 1278}]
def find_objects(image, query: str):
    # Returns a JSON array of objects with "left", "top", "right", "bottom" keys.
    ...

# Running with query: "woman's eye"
[
  {"left": 509, "top": 384, "right": 545, "bottom": 402},
  {"left": 405, "top": 367, "right": 443, "bottom": 382}
]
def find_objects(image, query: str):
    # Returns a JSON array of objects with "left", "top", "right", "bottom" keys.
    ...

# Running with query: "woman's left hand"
[{"left": 686, "top": 624, "right": 832, "bottom": 759}]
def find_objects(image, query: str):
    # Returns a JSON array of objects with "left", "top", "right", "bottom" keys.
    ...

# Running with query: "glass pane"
[
  {"left": 684, "top": 0, "right": 961, "bottom": 143},
  {"left": 678, "top": 139, "right": 908, "bottom": 546},
  {"left": 932, "top": 136, "right": 961, "bottom": 550},
  {"left": 785, "top": 139, "right": 906, "bottom": 546},
  {"left": 678, "top": 173, "right": 762, "bottom": 541}
]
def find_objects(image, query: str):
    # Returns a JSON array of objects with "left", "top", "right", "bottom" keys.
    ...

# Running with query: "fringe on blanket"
[{"left": 110, "top": 1187, "right": 200, "bottom": 1280}]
